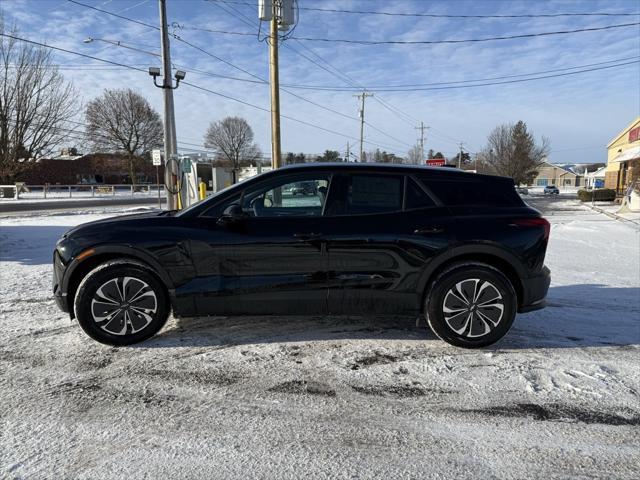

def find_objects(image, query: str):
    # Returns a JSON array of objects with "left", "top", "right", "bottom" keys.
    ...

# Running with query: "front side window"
[{"left": 241, "top": 174, "right": 331, "bottom": 217}]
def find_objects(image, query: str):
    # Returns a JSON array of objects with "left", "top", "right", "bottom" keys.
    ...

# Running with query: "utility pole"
[
  {"left": 415, "top": 122, "right": 428, "bottom": 164},
  {"left": 458, "top": 142, "right": 465, "bottom": 169},
  {"left": 354, "top": 92, "right": 373, "bottom": 162},
  {"left": 158, "top": 0, "right": 178, "bottom": 210},
  {"left": 346, "top": 141, "right": 350, "bottom": 162},
  {"left": 269, "top": 0, "right": 282, "bottom": 169}
]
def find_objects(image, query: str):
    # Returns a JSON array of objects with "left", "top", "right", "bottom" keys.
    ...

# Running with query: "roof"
[
  {"left": 537, "top": 161, "right": 578, "bottom": 177},
  {"left": 585, "top": 166, "right": 607, "bottom": 177},
  {"left": 607, "top": 116, "right": 640, "bottom": 148},
  {"left": 277, "top": 162, "right": 500, "bottom": 179},
  {"left": 611, "top": 145, "right": 640, "bottom": 163},
  {"left": 279, "top": 162, "right": 462, "bottom": 173}
]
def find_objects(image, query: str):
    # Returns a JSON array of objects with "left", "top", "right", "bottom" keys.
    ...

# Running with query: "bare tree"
[
  {"left": 407, "top": 144, "right": 422, "bottom": 164},
  {"left": 482, "top": 121, "right": 549, "bottom": 185},
  {"left": 85, "top": 88, "right": 162, "bottom": 185},
  {"left": 0, "top": 22, "right": 79, "bottom": 182},
  {"left": 204, "top": 116, "right": 261, "bottom": 183}
]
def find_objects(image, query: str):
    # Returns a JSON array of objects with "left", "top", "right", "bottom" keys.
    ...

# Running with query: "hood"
[{"left": 62, "top": 210, "right": 174, "bottom": 239}]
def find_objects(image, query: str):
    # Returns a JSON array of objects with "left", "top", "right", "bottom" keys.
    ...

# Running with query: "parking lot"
[{"left": 1, "top": 194, "right": 639, "bottom": 479}]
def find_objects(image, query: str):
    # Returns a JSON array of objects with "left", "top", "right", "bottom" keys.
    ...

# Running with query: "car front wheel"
[
  {"left": 74, "top": 260, "right": 170, "bottom": 345},
  {"left": 425, "top": 263, "right": 517, "bottom": 348}
]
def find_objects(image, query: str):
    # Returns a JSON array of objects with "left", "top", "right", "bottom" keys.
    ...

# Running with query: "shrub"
[{"left": 577, "top": 188, "right": 616, "bottom": 202}]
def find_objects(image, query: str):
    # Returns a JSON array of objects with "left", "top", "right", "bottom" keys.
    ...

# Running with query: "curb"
[{"left": 583, "top": 202, "right": 640, "bottom": 226}]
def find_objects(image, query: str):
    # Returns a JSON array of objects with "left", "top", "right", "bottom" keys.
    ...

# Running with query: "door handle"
[
  {"left": 414, "top": 226, "right": 445, "bottom": 235},
  {"left": 293, "top": 232, "right": 323, "bottom": 241}
]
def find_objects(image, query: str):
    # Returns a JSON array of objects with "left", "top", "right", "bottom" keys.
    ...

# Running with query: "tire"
[
  {"left": 425, "top": 262, "right": 517, "bottom": 348},
  {"left": 74, "top": 260, "right": 170, "bottom": 346}
]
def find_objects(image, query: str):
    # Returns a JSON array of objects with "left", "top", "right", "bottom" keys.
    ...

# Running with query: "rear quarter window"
[{"left": 419, "top": 177, "right": 523, "bottom": 207}]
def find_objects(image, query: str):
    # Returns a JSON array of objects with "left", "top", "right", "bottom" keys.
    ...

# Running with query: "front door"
[{"left": 187, "top": 172, "right": 332, "bottom": 315}]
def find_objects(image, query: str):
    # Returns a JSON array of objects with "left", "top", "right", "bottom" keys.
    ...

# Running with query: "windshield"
[{"left": 177, "top": 181, "right": 240, "bottom": 216}]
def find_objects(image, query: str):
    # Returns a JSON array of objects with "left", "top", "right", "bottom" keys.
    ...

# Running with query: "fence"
[{"left": 0, "top": 184, "right": 166, "bottom": 200}]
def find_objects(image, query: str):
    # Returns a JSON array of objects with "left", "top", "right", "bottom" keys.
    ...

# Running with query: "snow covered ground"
[
  {"left": 0, "top": 187, "right": 165, "bottom": 204},
  {"left": 1, "top": 199, "right": 639, "bottom": 479}
]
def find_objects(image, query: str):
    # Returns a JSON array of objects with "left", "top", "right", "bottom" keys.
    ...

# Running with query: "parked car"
[
  {"left": 53, "top": 164, "right": 551, "bottom": 348},
  {"left": 516, "top": 187, "right": 529, "bottom": 195},
  {"left": 291, "top": 181, "right": 317, "bottom": 196},
  {"left": 544, "top": 185, "right": 560, "bottom": 195}
]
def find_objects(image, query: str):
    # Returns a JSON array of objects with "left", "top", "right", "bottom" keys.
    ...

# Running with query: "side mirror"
[{"left": 217, "top": 203, "right": 245, "bottom": 226}]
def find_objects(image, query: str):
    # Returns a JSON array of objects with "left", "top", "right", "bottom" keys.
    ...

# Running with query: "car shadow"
[
  {"left": 140, "top": 284, "right": 640, "bottom": 351},
  {"left": 0, "top": 225, "right": 70, "bottom": 265}
]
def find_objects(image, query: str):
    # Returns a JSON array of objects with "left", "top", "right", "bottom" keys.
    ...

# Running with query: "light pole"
[{"left": 151, "top": 0, "right": 185, "bottom": 210}]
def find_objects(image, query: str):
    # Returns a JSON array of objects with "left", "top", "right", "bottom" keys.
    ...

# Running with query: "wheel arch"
[
  {"left": 418, "top": 247, "right": 524, "bottom": 313},
  {"left": 63, "top": 246, "right": 174, "bottom": 317}
]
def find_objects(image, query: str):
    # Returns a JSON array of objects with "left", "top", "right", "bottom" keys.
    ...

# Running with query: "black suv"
[{"left": 53, "top": 164, "right": 550, "bottom": 348}]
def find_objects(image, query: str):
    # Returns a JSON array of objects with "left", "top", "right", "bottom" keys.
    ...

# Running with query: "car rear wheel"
[
  {"left": 425, "top": 263, "right": 517, "bottom": 348},
  {"left": 74, "top": 260, "right": 169, "bottom": 346}
]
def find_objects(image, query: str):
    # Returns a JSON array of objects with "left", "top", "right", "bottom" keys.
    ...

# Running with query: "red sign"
[
  {"left": 426, "top": 158, "right": 446, "bottom": 166},
  {"left": 629, "top": 126, "right": 640, "bottom": 143}
]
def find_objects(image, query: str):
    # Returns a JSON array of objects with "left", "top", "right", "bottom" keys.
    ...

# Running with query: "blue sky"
[{"left": 2, "top": 0, "right": 640, "bottom": 163}]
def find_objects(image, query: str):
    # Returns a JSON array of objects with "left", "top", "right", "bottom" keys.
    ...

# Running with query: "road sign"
[
  {"left": 426, "top": 158, "right": 446, "bottom": 167},
  {"left": 152, "top": 149, "right": 162, "bottom": 166}
]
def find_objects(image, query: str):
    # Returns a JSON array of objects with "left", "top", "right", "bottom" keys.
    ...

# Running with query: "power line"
[
  {"left": 67, "top": 0, "right": 158, "bottom": 30},
  {"left": 0, "top": 33, "right": 403, "bottom": 153},
  {"left": 171, "top": 18, "right": 640, "bottom": 46},
  {"left": 67, "top": 0, "right": 405, "bottom": 150},
  {"left": 276, "top": 55, "right": 640, "bottom": 91},
  {"left": 356, "top": 60, "right": 640, "bottom": 92},
  {"left": 207, "top": 1, "right": 640, "bottom": 19},
  {"left": 290, "top": 22, "right": 640, "bottom": 45}
]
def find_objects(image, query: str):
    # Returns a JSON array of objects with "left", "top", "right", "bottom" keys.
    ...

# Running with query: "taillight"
[{"left": 510, "top": 217, "right": 551, "bottom": 239}]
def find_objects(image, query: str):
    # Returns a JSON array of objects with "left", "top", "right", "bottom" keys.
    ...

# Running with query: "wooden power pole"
[
  {"left": 415, "top": 122, "right": 428, "bottom": 164},
  {"left": 269, "top": 1, "right": 282, "bottom": 169},
  {"left": 354, "top": 92, "right": 373, "bottom": 162}
]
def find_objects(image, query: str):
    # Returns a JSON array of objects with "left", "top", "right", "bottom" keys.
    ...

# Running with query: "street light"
[{"left": 149, "top": 67, "right": 186, "bottom": 89}]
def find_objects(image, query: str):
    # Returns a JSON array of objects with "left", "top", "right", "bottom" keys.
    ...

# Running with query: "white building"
[{"left": 583, "top": 166, "right": 607, "bottom": 189}]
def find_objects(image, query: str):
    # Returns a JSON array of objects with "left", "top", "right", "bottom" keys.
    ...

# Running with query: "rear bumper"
[{"left": 518, "top": 266, "right": 551, "bottom": 313}]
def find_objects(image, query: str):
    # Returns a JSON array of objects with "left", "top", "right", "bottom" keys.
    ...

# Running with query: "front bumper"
[
  {"left": 518, "top": 266, "right": 551, "bottom": 313},
  {"left": 52, "top": 250, "right": 70, "bottom": 313}
]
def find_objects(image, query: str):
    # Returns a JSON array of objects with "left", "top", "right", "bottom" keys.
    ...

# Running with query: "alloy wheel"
[
  {"left": 442, "top": 278, "right": 504, "bottom": 338},
  {"left": 90, "top": 277, "right": 158, "bottom": 335}
]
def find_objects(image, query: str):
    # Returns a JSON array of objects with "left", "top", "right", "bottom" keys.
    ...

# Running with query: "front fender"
[{"left": 60, "top": 244, "right": 177, "bottom": 296}]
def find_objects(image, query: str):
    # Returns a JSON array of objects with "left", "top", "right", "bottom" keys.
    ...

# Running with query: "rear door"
[{"left": 324, "top": 173, "right": 453, "bottom": 315}]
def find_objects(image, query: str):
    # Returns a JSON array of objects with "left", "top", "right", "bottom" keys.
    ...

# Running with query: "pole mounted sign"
[
  {"left": 152, "top": 149, "right": 162, "bottom": 166},
  {"left": 426, "top": 158, "right": 446, "bottom": 167}
]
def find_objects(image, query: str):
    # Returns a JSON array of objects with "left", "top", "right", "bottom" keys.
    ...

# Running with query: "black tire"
[
  {"left": 74, "top": 260, "right": 170, "bottom": 346},
  {"left": 425, "top": 262, "right": 517, "bottom": 348}
]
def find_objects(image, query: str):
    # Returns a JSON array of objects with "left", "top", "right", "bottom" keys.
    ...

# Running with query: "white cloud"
[{"left": 2, "top": 0, "right": 639, "bottom": 162}]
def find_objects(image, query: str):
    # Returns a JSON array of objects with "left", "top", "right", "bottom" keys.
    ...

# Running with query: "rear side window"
[
  {"left": 350, "top": 175, "right": 402, "bottom": 214},
  {"left": 331, "top": 174, "right": 402, "bottom": 215},
  {"left": 419, "top": 177, "right": 522, "bottom": 207}
]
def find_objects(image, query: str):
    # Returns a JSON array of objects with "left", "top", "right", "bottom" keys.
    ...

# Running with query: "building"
[
  {"left": 20, "top": 151, "right": 163, "bottom": 185},
  {"left": 605, "top": 117, "right": 640, "bottom": 194},
  {"left": 584, "top": 166, "right": 607, "bottom": 189},
  {"left": 530, "top": 161, "right": 582, "bottom": 187}
]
